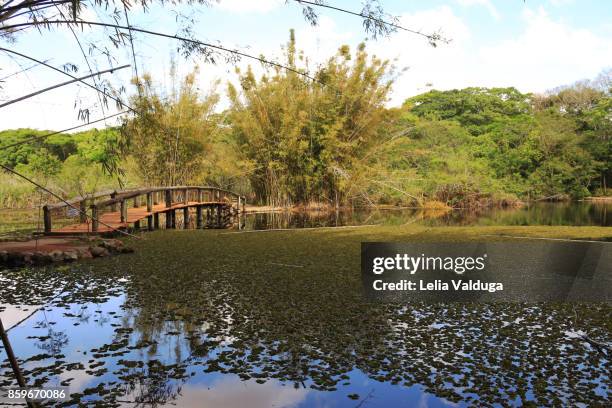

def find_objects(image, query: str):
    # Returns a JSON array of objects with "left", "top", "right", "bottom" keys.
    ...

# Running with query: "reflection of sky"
[
  {"left": 2, "top": 254, "right": 608, "bottom": 407},
  {"left": 124, "top": 370, "right": 464, "bottom": 408},
  {"left": 0, "top": 295, "right": 127, "bottom": 390},
  {"left": 0, "top": 303, "right": 38, "bottom": 329},
  {"left": 151, "top": 376, "right": 309, "bottom": 408},
  {"left": 0, "top": 289, "right": 466, "bottom": 407},
  {"left": 295, "top": 370, "right": 463, "bottom": 408}
]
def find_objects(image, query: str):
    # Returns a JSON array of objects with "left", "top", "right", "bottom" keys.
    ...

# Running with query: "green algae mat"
[{"left": 0, "top": 225, "right": 610, "bottom": 407}]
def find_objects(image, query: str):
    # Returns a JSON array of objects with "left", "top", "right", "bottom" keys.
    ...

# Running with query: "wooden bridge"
[{"left": 43, "top": 186, "right": 246, "bottom": 235}]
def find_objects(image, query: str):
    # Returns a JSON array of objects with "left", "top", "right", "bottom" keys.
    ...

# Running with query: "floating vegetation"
[{"left": 0, "top": 226, "right": 610, "bottom": 407}]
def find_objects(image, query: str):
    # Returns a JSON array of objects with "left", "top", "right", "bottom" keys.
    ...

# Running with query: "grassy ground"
[{"left": 0, "top": 208, "right": 40, "bottom": 235}]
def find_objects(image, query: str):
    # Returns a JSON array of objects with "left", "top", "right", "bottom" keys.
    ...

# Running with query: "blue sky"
[{"left": 1, "top": 0, "right": 611, "bottom": 131}]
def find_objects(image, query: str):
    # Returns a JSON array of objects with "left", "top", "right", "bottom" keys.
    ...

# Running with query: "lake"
[
  {"left": 0, "top": 207, "right": 610, "bottom": 407},
  {"left": 1, "top": 202, "right": 609, "bottom": 236},
  {"left": 242, "top": 201, "right": 611, "bottom": 230}
]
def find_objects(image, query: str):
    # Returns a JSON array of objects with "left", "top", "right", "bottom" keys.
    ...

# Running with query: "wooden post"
[
  {"left": 146, "top": 192, "right": 153, "bottom": 212},
  {"left": 171, "top": 210, "right": 176, "bottom": 229},
  {"left": 165, "top": 211, "right": 172, "bottom": 229},
  {"left": 133, "top": 195, "right": 140, "bottom": 208},
  {"left": 91, "top": 205, "right": 99, "bottom": 232},
  {"left": 238, "top": 196, "right": 241, "bottom": 214},
  {"left": 110, "top": 191, "right": 117, "bottom": 212},
  {"left": 43, "top": 205, "right": 51, "bottom": 233},
  {"left": 0, "top": 318, "right": 36, "bottom": 408},
  {"left": 183, "top": 188, "right": 189, "bottom": 205},
  {"left": 216, "top": 204, "right": 222, "bottom": 227},
  {"left": 134, "top": 220, "right": 140, "bottom": 230},
  {"left": 153, "top": 191, "right": 159, "bottom": 205},
  {"left": 197, "top": 189, "right": 203, "bottom": 203},
  {"left": 165, "top": 189, "right": 172, "bottom": 208},
  {"left": 196, "top": 206, "right": 203, "bottom": 228},
  {"left": 79, "top": 199, "right": 87, "bottom": 223},
  {"left": 154, "top": 213, "right": 160, "bottom": 229},
  {"left": 242, "top": 197, "right": 246, "bottom": 214},
  {"left": 120, "top": 199, "right": 127, "bottom": 223},
  {"left": 183, "top": 207, "right": 189, "bottom": 228}
]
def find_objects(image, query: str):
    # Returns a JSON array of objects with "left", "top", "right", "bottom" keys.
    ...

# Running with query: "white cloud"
[
  {"left": 456, "top": 0, "right": 500, "bottom": 20},
  {"left": 476, "top": 7, "right": 612, "bottom": 91},
  {"left": 2, "top": 3, "right": 612, "bottom": 130},
  {"left": 215, "top": 0, "right": 284, "bottom": 13},
  {"left": 367, "top": 6, "right": 472, "bottom": 103},
  {"left": 294, "top": 15, "right": 353, "bottom": 66},
  {"left": 367, "top": 5, "right": 612, "bottom": 105},
  {"left": 549, "top": 0, "right": 575, "bottom": 6},
  {"left": 175, "top": 377, "right": 309, "bottom": 408}
]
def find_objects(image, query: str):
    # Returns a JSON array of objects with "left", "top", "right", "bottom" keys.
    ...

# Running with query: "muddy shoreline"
[{"left": 0, "top": 237, "right": 133, "bottom": 267}]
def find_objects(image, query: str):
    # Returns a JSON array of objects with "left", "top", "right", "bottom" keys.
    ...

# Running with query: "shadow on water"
[{"left": 0, "top": 228, "right": 610, "bottom": 407}]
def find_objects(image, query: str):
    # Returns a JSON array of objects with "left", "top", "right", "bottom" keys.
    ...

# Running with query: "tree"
[
  {"left": 228, "top": 31, "right": 394, "bottom": 206},
  {"left": 536, "top": 79, "right": 611, "bottom": 195},
  {"left": 398, "top": 86, "right": 607, "bottom": 203},
  {"left": 405, "top": 87, "right": 532, "bottom": 135},
  {"left": 121, "top": 66, "right": 220, "bottom": 186}
]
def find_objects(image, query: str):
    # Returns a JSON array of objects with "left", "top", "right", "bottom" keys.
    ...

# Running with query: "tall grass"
[{"left": 0, "top": 174, "right": 38, "bottom": 208}]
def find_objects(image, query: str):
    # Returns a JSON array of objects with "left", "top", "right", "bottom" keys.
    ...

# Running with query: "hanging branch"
[
  {"left": 0, "top": 318, "right": 36, "bottom": 408},
  {"left": 0, "top": 20, "right": 324, "bottom": 84},
  {"left": 0, "top": 58, "right": 48, "bottom": 81},
  {"left": 292, "top": 0, "right": 449, "bottom": 45},
  {"left": 0, "top": 63, "right": 130, "bottom": 108},
  {"left": 292, "top": 0, "right": 448, "bottom": 45},
  {"left": 0, "top": 47, "right": 134, "bottom": 111},
  {"left": 52, "top": 1, "right": 113, "bottom": 121},
  {"left": 122, "top": 3, "right": 142, "bottom": 94}
]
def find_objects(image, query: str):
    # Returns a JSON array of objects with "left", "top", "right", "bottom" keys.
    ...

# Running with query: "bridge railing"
[{"left": 43, "top": 186, "right": 246, "bottom": 233}]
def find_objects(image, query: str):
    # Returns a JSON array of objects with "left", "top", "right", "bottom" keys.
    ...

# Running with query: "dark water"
[
  {"left": 242, "top": 202, "right": 611, "bottom": 230},
  {"left": 0, "top": 216, "right": 611, "bottom": 406}
]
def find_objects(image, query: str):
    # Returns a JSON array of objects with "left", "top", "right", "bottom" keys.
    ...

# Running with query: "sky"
[{"left": 0, "top": 0, "right": 611, "bottom": 131}]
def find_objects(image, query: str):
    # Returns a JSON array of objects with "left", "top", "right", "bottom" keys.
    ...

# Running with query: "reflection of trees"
[
  {"left": 2, "top": 237, "right": 610, "bottom": 407},
  {"left": 246, "top": 208, "right": 399, "bottom": 230},
  {"left": 425, "top": 202, "right": 611, "bottom": 227},
  {"left": 33, "top": 319, "right": 68, "bottom": 356},
  {"left": 240, "top": 203, "right": 611, "bottom": 230},
  {"left": 119, "top": 362, "right": 184, "bottom": 408},
  {"left": 118, "top": 257, "right": 610, "bottom": 407}
]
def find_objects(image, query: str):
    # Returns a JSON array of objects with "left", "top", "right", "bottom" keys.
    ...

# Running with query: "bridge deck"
[{"left": 52, "top": 201, "right": 231, "bottom": 235}]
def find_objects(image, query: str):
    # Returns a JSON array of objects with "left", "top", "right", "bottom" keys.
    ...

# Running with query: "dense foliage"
[
  {"left": 121, "top": 67, "right": 221, "bottom": 186},
  {"left": 0, "top": 128, "right": 124, "bottom": 207},
  {"left": 1, "top": 36, "right": 610, "bottom": 208},
  {"left": 399, "top": 85, "right": 610, "bottom": 203},
  {"left": 228, "top": 31, "right": 394, "bottom": 206}
]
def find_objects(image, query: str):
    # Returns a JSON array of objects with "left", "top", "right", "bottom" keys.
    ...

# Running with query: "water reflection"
[
  {"left": 168, "top": 377, "right": 309, "bottom": 408},
  {"left": 243, "top": 202, "right": 611, "bottom": 230},
  {"left": 0, "top": 303, "right": 38, "bottom": 328},
  {"left": 0, "top": 230, "right": 610, "bottom": 407}
]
